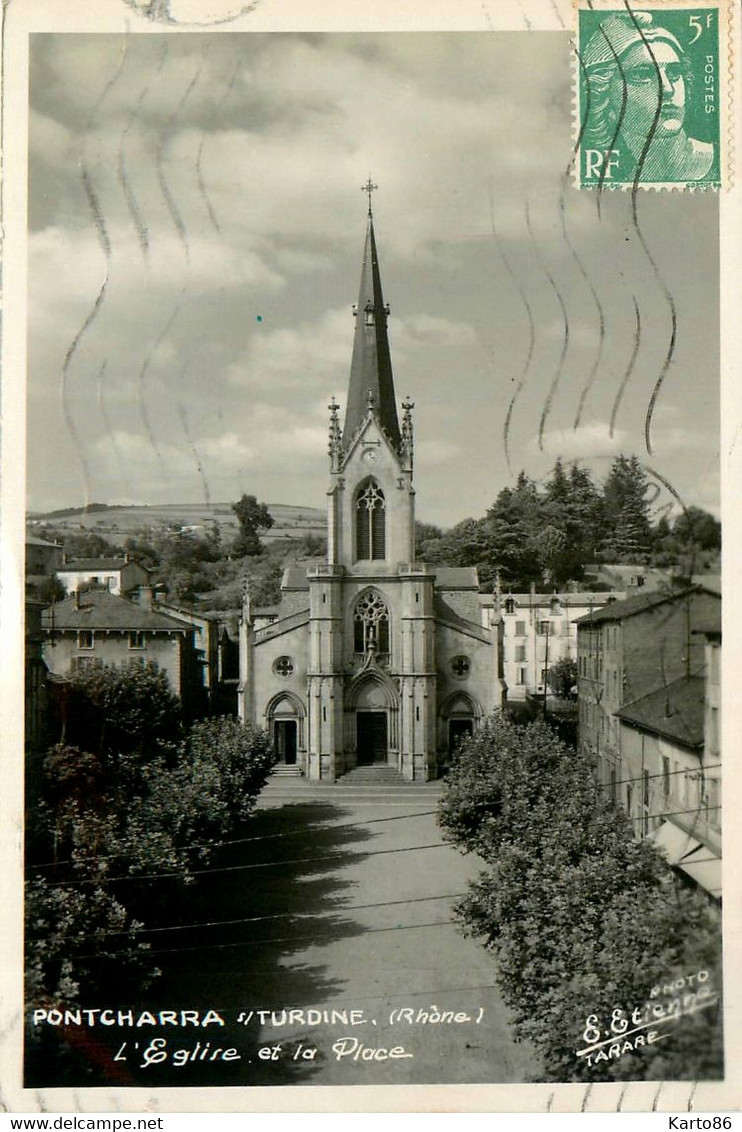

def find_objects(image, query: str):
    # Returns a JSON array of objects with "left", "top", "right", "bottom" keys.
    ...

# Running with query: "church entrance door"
[
  {"left": 274, "top": 720, "right": 298, "bottom": 765},
  {"left": 448, "top": 718, "right": 473, "bottom": 756},
  {"left": 356, "top": 711, "right": 388, "bottom": 765}
]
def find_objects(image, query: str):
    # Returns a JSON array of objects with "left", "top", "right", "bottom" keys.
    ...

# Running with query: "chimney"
[
  {"left": 73, "top": 587, "right": 80, "bottom": 610},
  {"left": 139, "top": 586, "right": 154, "bottom": 611}
]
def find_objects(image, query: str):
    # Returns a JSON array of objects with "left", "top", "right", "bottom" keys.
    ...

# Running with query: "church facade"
[{"left": 237, "top": 201, "right": 502, "bottom": 781}]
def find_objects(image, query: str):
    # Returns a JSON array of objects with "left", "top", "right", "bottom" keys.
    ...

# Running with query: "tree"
[
  {"left": 33, "top": 575, "right": 67, "bottom": 605},
  {"left": 123, "top": 533, "right": 161, "bottom": 572},
  {"left": 149, "top": 529, "right": 221, "bottom": 602},
  {"left": 183, "top": 716, "right": 276, "bottom": 826},
  {"left": 232, "top": 494, "right": 274, "bottom": 556},
  {"left": 484, "top": 472, "right": 546, "bottom": 591},
  {"left": 26, "top": 714, "right": 275, "bottom": 1019},
  {"left": 546, "top": 656, "right": 578, "bottom": 700},
  {"left": 534, "top": 524, "right": 568, "bottom": 588},
  {"left": 62, "top": 659, "right": 183, "bottom": 764},
  {"left": 672, "top": 506, "right": 721, "bottom": 553},
  {"left": 415, "top": 520, "right": 444, "bottom": 559},
  {"left": 602, "top": 455, "right": 652, "bottom": 561},
  {"left": 539, "top": 461, "right": 605, "bottom": 584},
  {"left": 438, "top": 713, "right": 722, "bottom": 1082},
  {"left": 57, "top": 531, "right": 123, "bottom": 559}
]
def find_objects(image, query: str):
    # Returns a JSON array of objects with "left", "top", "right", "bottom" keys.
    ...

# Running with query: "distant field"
[{"left": 27, "top": 502, "right": 326, "bottom": 542}]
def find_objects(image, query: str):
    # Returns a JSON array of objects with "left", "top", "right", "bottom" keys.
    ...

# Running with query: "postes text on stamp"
[{"left": 576, "top": 1, "right": 727, "bottom": 189}]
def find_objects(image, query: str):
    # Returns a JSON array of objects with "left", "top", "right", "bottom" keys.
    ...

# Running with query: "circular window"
[
  {"left": 273, "top": 656, "right": 294, "bottom": 678},
  {"left": 451, "top": 655, "right": 471, "bottom": 679}
]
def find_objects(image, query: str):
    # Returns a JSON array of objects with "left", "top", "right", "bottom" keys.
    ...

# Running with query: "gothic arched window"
[
  {"left": 355, "top": 479, "right": 386, "bottom": 561},
  {"left": 353, "top": 590, "right": 390, "bottom": 655}
]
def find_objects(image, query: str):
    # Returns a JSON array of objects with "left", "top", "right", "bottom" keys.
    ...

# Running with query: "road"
[{"left": 114, "top": 777, "right": 539, "bottom": 1088}]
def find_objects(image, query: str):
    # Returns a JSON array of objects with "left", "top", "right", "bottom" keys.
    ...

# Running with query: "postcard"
[{"left": 1, "top": 0, "right": 741, "bottom": 1115}]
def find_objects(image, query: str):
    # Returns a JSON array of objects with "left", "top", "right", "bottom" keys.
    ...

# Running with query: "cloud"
[
  {"left": 402, "top": 314, "right": 477, "bottom": 347},
  {"left": 226, "top": 308, "right": 351, "bottom": 393},
  {"left": 24, "top": 32, "right": 720, "bottom": 528},
  {"left": 416, "top": 438, "right": 460, "bottom": 466},
  {"left": 534, "top": 423, "right": 630, "bottom": 459}
]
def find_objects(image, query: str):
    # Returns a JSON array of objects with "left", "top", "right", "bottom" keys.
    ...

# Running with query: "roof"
[
  {"left": 41, "top": 590, "right": 187, "bottom": 633},
  {"left": 434, "top": 566, "right": 480, "bottom": 590},
  {"left": 434, "top": 593, "right": 490, "bottom": 640},
  {"left": 58, "top": 557, "right": 145, "bottom": 572},
  {"left": 616, "top": 674, "right": 705, "bottom": 750},
  {"left": 342, "top": 212, "right": 401, "bottom": 451},
  {"left": 692, "top": 574, "right": 721, "bottom": 595},
  {"left": 283, "top": 562, "right": 312, "bottom": 590},
  {"left": 691, "top": 604, "right": 722, "bottom": 638},
  {"left": 26, "top": 535, "right": 62, "bottom": 549},
  {"left": 575, "top": 585, "right": 719, "bottom": 625},
  {"left": 480, "top": 590, "right": 621, "bottom": 607}
]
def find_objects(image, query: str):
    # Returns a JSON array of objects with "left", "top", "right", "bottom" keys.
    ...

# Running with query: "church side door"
[{"left": 274, "top": 719, "right": 298, "bottom": 765}]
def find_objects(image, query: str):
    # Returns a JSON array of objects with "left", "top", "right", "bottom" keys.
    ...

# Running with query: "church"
[{"left": 237, "top": 192, "right": 502, "bottom": 781}]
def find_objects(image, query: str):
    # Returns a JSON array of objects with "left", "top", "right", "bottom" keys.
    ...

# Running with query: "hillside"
[{"left": 27, "top": 501, "right": 326, "bottom": 543}]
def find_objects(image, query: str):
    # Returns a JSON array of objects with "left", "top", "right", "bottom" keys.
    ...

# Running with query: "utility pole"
[{"left": 543, "top": 620, "right": 550, "bottom": 717}]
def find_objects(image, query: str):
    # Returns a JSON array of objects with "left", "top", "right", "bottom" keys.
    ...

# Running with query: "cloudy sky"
[{"left": 27, "top": 30, "right": 720, "bottom": 527}]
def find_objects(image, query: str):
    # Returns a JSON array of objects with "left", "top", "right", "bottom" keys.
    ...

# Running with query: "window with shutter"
[{"left": 355, "top": 480, "right": 386, "bottom": 561}]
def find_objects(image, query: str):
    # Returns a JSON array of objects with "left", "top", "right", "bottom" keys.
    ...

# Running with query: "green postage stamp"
[{"left": 576, "top": 0, "right": 730, "bottom": 189}]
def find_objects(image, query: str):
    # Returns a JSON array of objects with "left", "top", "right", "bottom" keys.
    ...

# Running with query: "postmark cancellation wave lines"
[
  {"left": 488, "top": 194, "right": 536, "bottom": 476},
  {"left": 154, "top": 52, "right": 209, "bottom": 265},
  {"left": 177, "top": 353, "right": 212, "bottom": 508},
  {"left": 525, "top": 198, "right": 571, "bottom": 452},
  {"left": 60, "top": 44, "right": 130, "bottom": 508},
  {"left": 117, "top": 39, "right": 170, "bottom": 261},
  {"left": 557, "top": 184, "right": 607, "bottom": 433},
  {"left": 195, "top": 56, "right": 242, "bottom": 235}
]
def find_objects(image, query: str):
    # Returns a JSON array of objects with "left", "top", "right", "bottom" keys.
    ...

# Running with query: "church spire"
[{"left": 342, "top": 184, "right": 402, "bottom": 450}]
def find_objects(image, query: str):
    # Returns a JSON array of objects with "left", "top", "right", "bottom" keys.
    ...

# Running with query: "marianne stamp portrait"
[
  {"left": 1, "top": 0, "right": 739, "bottom": 1116},
  {"left": 577, "top": 3, "right": 726, "bottom": 188}
]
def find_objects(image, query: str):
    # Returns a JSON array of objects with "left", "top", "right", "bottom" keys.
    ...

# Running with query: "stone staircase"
[
  {"left": 270, "top": 764, "right": 303, "bottom": 778},
  {"left": 337, "top": 764, "right": 409, "bottom": 786}
]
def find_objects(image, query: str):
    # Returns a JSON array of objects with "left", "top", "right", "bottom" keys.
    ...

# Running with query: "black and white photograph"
[{"left": 2, "top": 0, "right": 741, "bottom": 1115}]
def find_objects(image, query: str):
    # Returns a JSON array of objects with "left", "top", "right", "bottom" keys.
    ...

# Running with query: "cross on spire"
[{"left": 361, "top": 177, "right": 378, "bottom": 216}]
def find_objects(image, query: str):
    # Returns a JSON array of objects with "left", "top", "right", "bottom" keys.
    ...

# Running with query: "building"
[
  {"left": 481, "top": 589, "right": 622, "bottom": 702},
  {"left": 582, "top": 563, "right": 671, "bottom": 594},
  {"left": 25, "top": 596, "right": 50, "bottom": 753},
  {"left": 41, "top": 588, "right": 205, "bottom": 714},
  {"left": 238, "top": 201, "right": 500, "bottom": 781},
  {"left": 576, "top": 586, "right": 722, "bottom": 900},
  {"left": 616, "top": 673, "right": 721, "bottom": 901},
  {"left": 577, "top": 585, "right": 720, "bottom": 783},
  {"left": 154, "top": 598, "right": 238, "bottom": 714},
  {"left": 25, "top": 535, "right": 64, "bottom": 578},
  {"left": 56, "top": 555, "right": 150, "bottom": 597}
]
